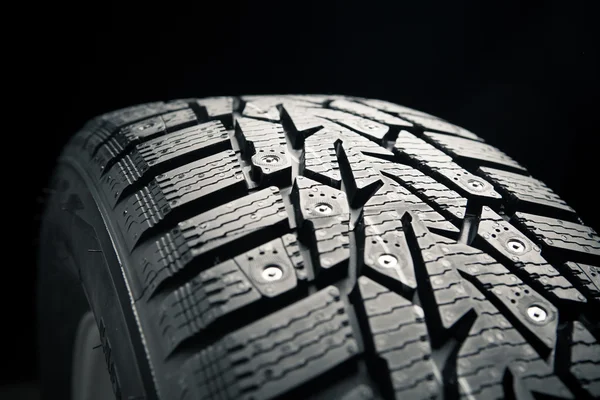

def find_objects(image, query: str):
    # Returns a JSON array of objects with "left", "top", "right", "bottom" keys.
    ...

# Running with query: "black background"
[{"left": 6, "top": 0, "right": 597, "bottom": 389}]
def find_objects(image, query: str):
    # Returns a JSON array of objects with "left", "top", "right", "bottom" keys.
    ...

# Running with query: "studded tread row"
[{"left": 62, "top": 95, "right": 600, "bottom": 400}]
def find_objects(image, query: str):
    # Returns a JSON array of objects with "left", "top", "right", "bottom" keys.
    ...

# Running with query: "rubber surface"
[{"left": 45, "top": 95, "right": 600, "bottom": 399}]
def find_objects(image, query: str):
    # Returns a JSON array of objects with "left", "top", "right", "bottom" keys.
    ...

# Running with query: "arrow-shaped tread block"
[
  {"left": 477, "top": 207, "right": 586, "bottom": 306},
  {"left": 234, "top": 117, "right": 292, "bottom": 187},
  {"left": 402, "top": 213, "right": 573, "bottom": 398},
  {"left": 290, "top": 176, "right": 350, "bottom": 282},
  {"left": 366, "top": 156, "right": 467, "bottom": 223},
  {"left": 195, "top": 96, "right": 234, "bottom": 128},
  {"left": 363, "top": 176, "right": 459, "bottom": 236},
  {"left": 394, "top": 130, "right": 501, "bottom": 202},
  {"left": 334, "top": 140, "right": 383, "bottom": 208},
  {"left": 354, "top": 276, "right": 441, "bottom": 400},
  {"left": 455, "top": 283, "right": 573, "bottom": 399}
]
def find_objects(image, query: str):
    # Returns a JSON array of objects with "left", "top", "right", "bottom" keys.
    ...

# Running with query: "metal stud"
[
  {"left": 378, "top": 254, "right": 398, "bottom": 268},
  {"left": 262, "top": 265, "right": 283, "bottom": 281},
  {"left": 527, "top": 305, "right": 548, "bottom": 323}
]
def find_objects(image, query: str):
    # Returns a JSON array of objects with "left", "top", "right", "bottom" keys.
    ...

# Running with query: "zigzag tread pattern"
[{"left": 62, "top": 95, "right": 600, "bottom": 400}]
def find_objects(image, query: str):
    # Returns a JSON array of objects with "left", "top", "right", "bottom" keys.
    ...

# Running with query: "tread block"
[
  {"left": 291, "top": 177, "right": 350, "bottom": 279},
  {"left": 304, "top": 128, "right": 343, "bottom": 188},
  {"left": 286, "top": 94, "right": 340, "bottom": 104},
  {"left": 479, "top": 166, "right": 576, "bottom": 219},
  {"left": 335, "top": 141, "right": 384, "bottom": 208},
  {"left": 402, "top": 213, "right": 476, "bottom": 338},
  {"left": 429, "top": 162, "right": 502, "bottom": 202},
  {"left": 101, "top": 150, "right": 150, "bottom": 206},
  {"left": 278, "top": 104, "right": 326, "bottom": 146},
  {"left": 338, "top": 127, "right": 396, "bottom": 160},
  {"left": 249, "top": 146, "right": 292, "bottom": 187},
  {"left": 282, "top": 233, "right": 309, "bottom": 282},
  {"left": 562, "top": 262, "right": 600, "bottom": 303},
  {"left": 395, "top": 131, "right": 453, "bottom": 164},
  {"left": 155, "top": 236, "right": 302, "bottom": 356},
  {"left": 235, "top": 117, "right": 287, "bottom": 156},
  {"left": 394, "top": 131, "right": 501, "bottom": 202},
  {"left": 513, "top": 212, "right": 600, "bottom": 263},
  {"left": 400, "top": 221, "right": 567, "bottom": 398},
  {"left": 425, "top": 132, "right": 527, "bottom": 173},
  {"left": 240, "top": 98, "right": 281, "bottom": 121},
  {"left": 125, "top": 115, "right": 168, "bottom": 140},
  {"left": 84, "top": 101, "right": 190, "bottom": 156},
  {"left": 373, "top": 159, "right": 467, "bottom": 222},
  {"left": 100, "top": 101, "right": 190, "bottom": 128},
  {"left": 570, "top": 322, "right": 600, "bottom": 398},
  {"left": 94, "top": 107, "right": 200, "bottom": 173},
  {"left": 290, "top": 106, "right": 398, "bottom": 155},
  {"left": 160, "top": 108, "right": 199, "bottom": 132},
  {"left": 100, "top": 121, "right": 231, "bottom": 206},
  {"left": 454, "top": 253, "right": 559, "bottom": 357},
  {"left": 396, "top": 114, "right": 483, "bottom": 142},
  {"left": 307, "top": 107, "right": 391, "bottom": 142},
  {"left": 235, "top": 117, "right": 291, "bottom": 187},
  {"left": 157, "top": 260, "right": 262, "bottom": 355},
  {"left": 455, "top": 286, "right": 571, "bottom": 400},
  {"left": 195, "top": 96, "right": 234, "bottom": 128},
  {"left": 234, "top": 237, "right": 302, "bottom": 297},
  {"left": 173, "top": 286, "right": 358, "bottom": 400},
  {"left": 137, "top": 121, "right": 230, "bottom": 168},
  {"left": 131, "top": 187, "right": 289, "bottom": 299},
  {"left": 456, "top": 311, "right": 527, "bottom": 398},
  {"left": 115, "top": 150, "right": 247, "bottom": 250},
  {"left": 355, "top": 276, "right": 440, "bottom": 400},
  {"left": 303, "top": 122, "right": 395, "bottom": 190},
  {"left": 115, "top": 182, "right": 170, "bottom": 250},
  {"left": 362, "top": 213, "right": 417, "bottom": 299},
  {"left": 355, "top": 97, "right": 437, "bottom": 119},
  {"left": 329, "top": 99, "right": 414, "bottom": 129},
  {"left": 240, "top": 96, "right": 315, "bottom": 122},
  {"left": 363, "top": 177, "right": 459, "bottom": 235},
  {"left": 93, "top": 113, "right": 169, "bottom": 175},
  {"left": 362, "top": 177, "right": 415, "bottom": 213},
  {"left": 477, "top": 207, "right": 586, "bottom": 306},
  {"left": 399, "top": 230, "right": 560, "bottom": 359}
]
